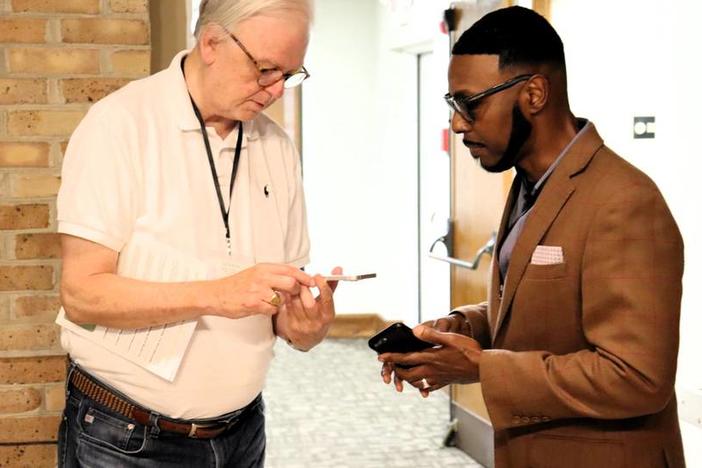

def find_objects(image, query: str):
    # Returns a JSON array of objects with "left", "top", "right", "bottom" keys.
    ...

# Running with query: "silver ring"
[{"left": 421, "top": 378, "right": 430, "bottom": 389}]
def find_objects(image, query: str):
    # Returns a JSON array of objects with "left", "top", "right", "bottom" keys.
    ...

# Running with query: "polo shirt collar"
[{"left": 170, "top": 50, "right": 260, "bottom": 143}]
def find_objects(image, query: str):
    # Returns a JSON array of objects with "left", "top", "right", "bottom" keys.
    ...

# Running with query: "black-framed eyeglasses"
[
  {"left": 444, "top": 74, "right": 534, "bottom": 123},
  {"left": 227, "top": 31, "right": 310, "bottom": 89}
]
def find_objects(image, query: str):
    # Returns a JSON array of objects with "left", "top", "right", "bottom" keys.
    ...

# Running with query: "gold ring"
[
  {"left": 269, "top": 291, "right": 282, "bottom": 307},
  {"left": 421, "top": 378, "right": 430, "bottom": 389}
]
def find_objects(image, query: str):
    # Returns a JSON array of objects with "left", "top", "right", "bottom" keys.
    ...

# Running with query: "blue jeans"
[{"left": 57, "top": 365, "right": 266, "bottom": 468}]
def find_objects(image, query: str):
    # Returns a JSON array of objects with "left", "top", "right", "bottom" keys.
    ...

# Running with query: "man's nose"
[
  {"left": 264, "top": 79, "right": 285, "bottom": 100},
  {"left": 451, "top": 112, "right": 472, "bottom": 134}
]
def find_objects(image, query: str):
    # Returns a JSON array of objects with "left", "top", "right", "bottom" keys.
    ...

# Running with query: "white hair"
[{"left": 194, "top": 0, "right": 313, "bottom": 38}]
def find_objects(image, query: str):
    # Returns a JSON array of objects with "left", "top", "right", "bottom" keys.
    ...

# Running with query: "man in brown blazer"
[{"left": 378, "top": 6, "right": 685, "bottom": 468}]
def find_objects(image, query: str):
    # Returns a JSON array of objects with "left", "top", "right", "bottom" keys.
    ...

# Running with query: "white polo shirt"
[{"left": 57, "top": 50, "right": 310, "bottom": 419}]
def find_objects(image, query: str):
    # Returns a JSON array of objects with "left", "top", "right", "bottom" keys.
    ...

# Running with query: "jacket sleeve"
[
  {"left": 479, "top": 183, "right": 684, "bottom": 430},
  {"left": 452, "top": 302, "right": 491, "bottom": 349}
]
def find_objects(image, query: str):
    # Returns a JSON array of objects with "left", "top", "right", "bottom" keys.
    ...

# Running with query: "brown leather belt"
[{"left": 69, "top": 366, "right": 254, "bottom": 439}]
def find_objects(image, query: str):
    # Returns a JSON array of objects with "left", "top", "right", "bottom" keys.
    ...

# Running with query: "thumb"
[
  {"left": 414, "top": 325, "right": 455, "bottom": 347},
  {"left": 329, "top": 266, "right": 343, "bottom": 293}
]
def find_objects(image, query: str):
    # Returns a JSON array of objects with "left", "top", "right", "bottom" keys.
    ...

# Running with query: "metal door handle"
[{"left": 429, "top": 227, "right": 496, "bottom": 270}]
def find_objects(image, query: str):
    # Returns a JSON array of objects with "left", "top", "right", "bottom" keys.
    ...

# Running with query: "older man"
[
  {"left": 380, "top": 7, "right": 685, "bottom": 468},
  {"left": 56, "top": 1, "right": 335, "bottom": 466}
]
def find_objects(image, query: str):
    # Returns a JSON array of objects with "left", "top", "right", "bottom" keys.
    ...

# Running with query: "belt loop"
[
  {"left": 148, "top": 412, "right": 161, "bottom": 438},
  {"left": 65, "top": 359, "right": 77, "bottom": 398}
]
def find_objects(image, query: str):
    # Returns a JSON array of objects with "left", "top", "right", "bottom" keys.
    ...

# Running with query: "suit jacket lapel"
[
  {"left": 491, "top": 124, "right": 605, "bottom": 342},
  {"left": 488, "top": 177, "right": 521, "bottom": 335}
]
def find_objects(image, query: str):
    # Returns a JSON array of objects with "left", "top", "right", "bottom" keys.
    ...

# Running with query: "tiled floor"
[{"left": 264, "top": 339, "right": 482, "bottom": 468}]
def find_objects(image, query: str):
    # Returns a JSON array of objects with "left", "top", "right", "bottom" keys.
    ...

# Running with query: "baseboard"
[
  {"left": 451, "top": 401, "right": 494, "bottom": 468},
  {"left": 327, "top": 313, "right": 388, "bottom": 338}
]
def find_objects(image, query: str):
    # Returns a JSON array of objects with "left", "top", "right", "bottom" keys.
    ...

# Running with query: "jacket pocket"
[
  {"left": 523, "top": 261, "right": 567, "bottom": 280},
  {"left": 527, "top": 434, "right": 624, "bottom": 468}
]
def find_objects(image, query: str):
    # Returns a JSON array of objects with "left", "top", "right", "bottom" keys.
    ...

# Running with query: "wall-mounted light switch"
[{"left": 634, "top": 116, "right": 655, "bottom": 139}]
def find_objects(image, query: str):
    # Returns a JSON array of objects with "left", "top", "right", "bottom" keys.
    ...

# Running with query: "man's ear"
[
  {"left": 523, "top": 75, "right": 549, "bottom": 114},
  {"left": 197, "top": 24, "right": 223, "bottom": 66}
]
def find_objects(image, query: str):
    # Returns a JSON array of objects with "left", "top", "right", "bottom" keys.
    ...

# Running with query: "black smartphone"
[{"left": 368, "top": 322, "right": 433, "bottom": 355}]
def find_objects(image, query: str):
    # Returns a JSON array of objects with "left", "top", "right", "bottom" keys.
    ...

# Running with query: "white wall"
[
  {"left": 302, "top": 0, "right": 453, "bottom": 324},
  {"left": 302, "top": 0, "right": 419, "bottom": 323},
  {"left": 551, "top": 0, "right": 702, "bottom": 462}
]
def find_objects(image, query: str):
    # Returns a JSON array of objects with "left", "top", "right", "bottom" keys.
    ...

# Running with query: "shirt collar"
[
  {"left": 519, "top": 118, "right": 591, "bottom": 197},
  {"left": 170, "top": 50, "right": 259, "bottom": 143}
]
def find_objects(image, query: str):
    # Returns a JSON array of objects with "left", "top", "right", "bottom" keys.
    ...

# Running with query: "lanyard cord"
[{"left": 188, "top": 95, "right": 243, "bottom": 252}]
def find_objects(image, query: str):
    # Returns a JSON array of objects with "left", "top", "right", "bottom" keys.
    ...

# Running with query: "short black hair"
[{"left": 453, "top": 6, "right": 565, "bottom": 70}]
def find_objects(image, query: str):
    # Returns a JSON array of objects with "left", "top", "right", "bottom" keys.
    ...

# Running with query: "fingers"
[
  {"left": 327, "top": 266, "right": 342, "bottom": 293},
  {"left": 261, "top": 263, "right": 315, "bottom": 287},
  {"left": 381, "top": 362, "right": 394, "bottom": 384},
  {"left": 267, "top": 275, "right": 302, "bottom": 296},
  {"left": 276, "top": 290, "right": 292, "bottom": 306},
  {"left": 256, "top": 299, "right": 279, "bottom": 316},
  {"left": 432, "top": 317, "right": 456, "bottom": 333},
  {"left": 313, "top": 274, "right": 335, "bottom": 314},
  {"left": 299, "top": 285, "right": 316, "bottom": 311},
  {"left": 378, "top": 351, "right": 428, "bottom": 368},
  {"left": 380, "top": 362, "right": 405, "bottom": 393},
  {"left": 413, "top": 324, "right": 460, "bottom": 347},
  {"left": 393, "top": 372, "right": 404, "bottom": 392}
]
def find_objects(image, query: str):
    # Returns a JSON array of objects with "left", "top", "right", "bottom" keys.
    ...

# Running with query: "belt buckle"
[{"left": 188, "top": 423, "right": 212, "bottom": 438}]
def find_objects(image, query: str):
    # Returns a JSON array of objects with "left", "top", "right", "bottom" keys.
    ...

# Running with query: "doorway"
[{"left": 417, "top": 51, "right": 451, "bottom": 324}]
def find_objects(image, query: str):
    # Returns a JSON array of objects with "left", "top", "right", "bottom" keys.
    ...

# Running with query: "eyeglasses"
[
  {"left": 227, "top": 31, "right": 310, "bottom": 89},
  {"left": 444, "top": 74, "right": 534, "bottom": 123}
]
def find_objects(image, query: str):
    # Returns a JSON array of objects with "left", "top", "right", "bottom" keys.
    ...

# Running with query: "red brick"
[
  {"left": 61, "top": 78, "right": 130, "bottom": 103},
  {"left": 0, "top": 204, "right": 50, "bottom": 230},
  {"left": 0, "top": 444, "right": 57, "bottom": 468},
  {"left": 10, "top": 174, "right": 61, "bottom": 198},
  {"left": 0, "top": 356, "right": 67, "bottom": 385},
  {"left": 8, "top": 48, "right": 100, "bottom": 75},
  {"left": 62, "top": 18, "right": 149, "bottom": 45},
  {"left": 0, "top": 18, "right": 47, "bottom": 44},
  {"left": 11, "top": 0, "right": 100, "bottom": 14},
  {"left": 14, "top": 295, "right": 61, "bottom": 320},
  {"left": 0, "top": 388, "right": 42, "bottom": 414},
  {"left": 15, "top": 233, "right": 61, "bottom": 259},
  {"left": 7, "top": 110, "right": 85, "bottom": 137},
  {"left": 0, "top": 79, "right": 47, "bottom": 105},
  {"left": 0, "top": 415, "right": 61, "bottom": 443},
  {"left": 0, "top": 142, "right": 50, "bottom": 168},
  {"left": 0, "top": 323, "right": 59, "bottom": 351},
  {"left": 109, "top": 49, "right": 150, "bottom": 76},
  {"left": 0, "top": 266, "right": 54, "bottom": 292},
  {"left": 44, "top": 385, "right": 65, "bottom": 412},
  {"left": 110, "top": 0, "right": 147, "bottom": 13}
]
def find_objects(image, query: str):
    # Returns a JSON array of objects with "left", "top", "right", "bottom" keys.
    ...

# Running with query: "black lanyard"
[{"left": 188, "top": 95, "right": 243, "bottom": 256}]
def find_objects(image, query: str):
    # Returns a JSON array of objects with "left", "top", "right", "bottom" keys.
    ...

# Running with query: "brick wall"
[{"left": 0, "top": 0, "right": 150, "bottom": 466}]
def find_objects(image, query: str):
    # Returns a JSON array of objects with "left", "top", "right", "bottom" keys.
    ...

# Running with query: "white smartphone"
[{"left": 322, "top": 273, "right": 376, "bottom": 281}]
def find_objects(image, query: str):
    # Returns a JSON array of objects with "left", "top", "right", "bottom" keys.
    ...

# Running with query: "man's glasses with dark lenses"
[
  {"left": 227, "top": 31, "right": 309, "bottom": 89},
  {"left": 444, "top": 74, "right": 534, "bottom": 123}
]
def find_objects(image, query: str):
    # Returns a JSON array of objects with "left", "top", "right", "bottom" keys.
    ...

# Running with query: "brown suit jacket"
[{"left": 455, "top": 124, "right": 685, "bottom": 468}]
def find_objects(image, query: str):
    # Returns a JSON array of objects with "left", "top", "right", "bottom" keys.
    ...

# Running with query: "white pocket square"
[{"left": 531, "top": 245, "right": 564, "bottom": 265}]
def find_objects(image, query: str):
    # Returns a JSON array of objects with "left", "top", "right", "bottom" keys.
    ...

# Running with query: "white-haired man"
[{"left": 56, "top": 1, "right": 334, "bottom": 466}]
